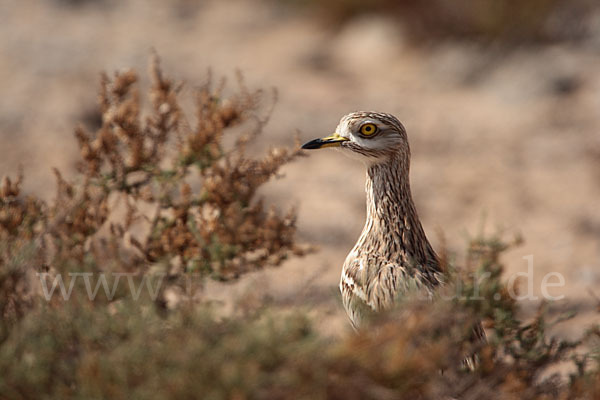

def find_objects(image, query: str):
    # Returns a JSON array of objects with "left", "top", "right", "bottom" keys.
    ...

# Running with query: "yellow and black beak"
[{"left": 301, "top": 133, "right": 349, "bottom": 150}]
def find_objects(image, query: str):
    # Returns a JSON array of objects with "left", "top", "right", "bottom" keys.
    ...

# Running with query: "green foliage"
[
  {"left": 1, "top": 234, "right": 598, "bottom": 399},
  {"left": 0, "top": 298, "right": 328, "bottom": 400}
]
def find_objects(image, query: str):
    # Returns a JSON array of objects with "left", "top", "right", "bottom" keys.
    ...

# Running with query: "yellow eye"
[{"left": 360, "top": 123, "right": 377, "bottom": 136}]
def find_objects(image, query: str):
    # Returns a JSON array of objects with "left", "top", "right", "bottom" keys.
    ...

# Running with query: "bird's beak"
[{"left": 301, "top": 133, "right": 350, "bottom": 150}]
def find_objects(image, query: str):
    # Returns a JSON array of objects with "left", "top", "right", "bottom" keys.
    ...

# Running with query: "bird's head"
[{"left": 301, "top": 111, "right": 409, "bottom": 164}]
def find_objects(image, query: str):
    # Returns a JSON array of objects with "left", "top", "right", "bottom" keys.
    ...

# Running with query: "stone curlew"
[{"left": 302, "top": 111, "right": 444, "bottom": 329}]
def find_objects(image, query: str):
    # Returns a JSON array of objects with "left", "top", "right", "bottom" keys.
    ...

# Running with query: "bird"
[{"left": 301, "top": 111, "right": 444, "bottom": 329}]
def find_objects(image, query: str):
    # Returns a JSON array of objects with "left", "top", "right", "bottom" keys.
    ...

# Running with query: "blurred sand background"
[{"left": 1, "top": 0, "right": 599, "bottom": 336}]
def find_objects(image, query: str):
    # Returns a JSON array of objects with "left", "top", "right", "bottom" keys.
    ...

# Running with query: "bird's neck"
[{"left": 358, "top": 154, "right": 439, "bottom": 268}]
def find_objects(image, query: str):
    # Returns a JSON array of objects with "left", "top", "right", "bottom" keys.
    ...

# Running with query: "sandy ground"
[{"left": 1, "top": 0, "right": 599, "bottom": 337}]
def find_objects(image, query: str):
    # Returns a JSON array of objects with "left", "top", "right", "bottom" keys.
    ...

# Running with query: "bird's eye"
[{"left": 359, "top": 123, "right": 377, "bottom": 136}]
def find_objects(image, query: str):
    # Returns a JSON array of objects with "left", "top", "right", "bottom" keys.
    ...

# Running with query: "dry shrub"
[
  {"left": 69, "top": 57, "right": 306, "bottom": 280},
  {"left": 0, "top": 55, "right": 307, "bottom": 328},
  {"left": 0, "top": 172, "right": 45, "bottom": 340}
]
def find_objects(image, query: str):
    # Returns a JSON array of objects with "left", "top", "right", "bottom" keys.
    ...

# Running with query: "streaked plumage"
[{"left": 302, "top": 111, "right": 443, "bottom": 328}]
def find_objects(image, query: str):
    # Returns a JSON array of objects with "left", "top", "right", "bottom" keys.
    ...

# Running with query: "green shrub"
[{"left": 1, "top": 233, "right": 598, "bottom": 399}]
